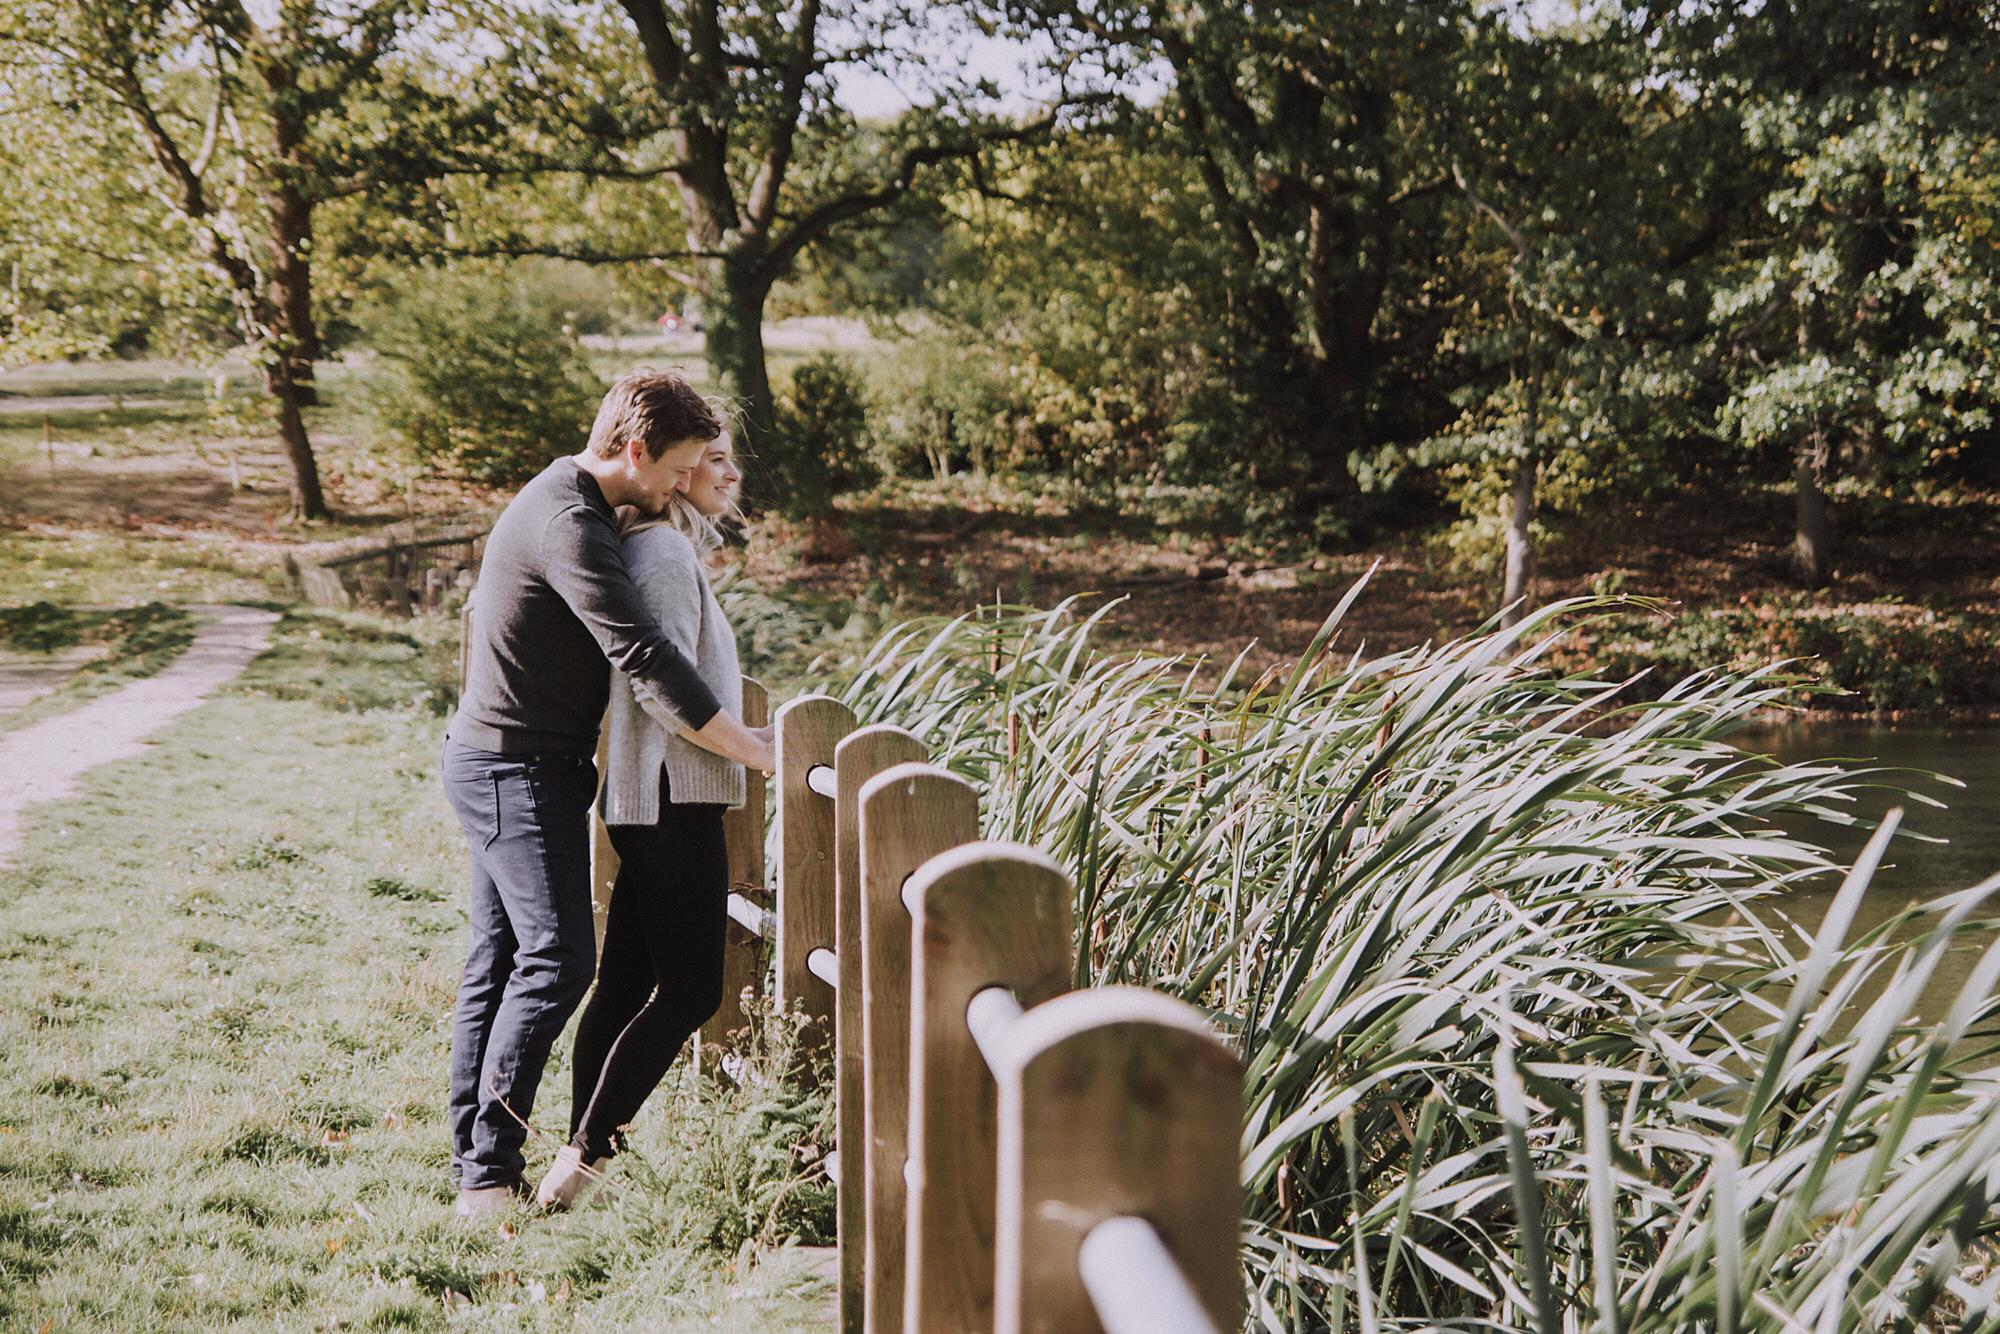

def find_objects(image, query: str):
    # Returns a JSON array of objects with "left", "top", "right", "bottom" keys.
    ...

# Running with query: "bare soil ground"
[
  {"left": 4, "top": 353, "right": 1994, "bottom": 692},
  {"left": 738, "top": 483, "right": 2000, "bottom": 682}
]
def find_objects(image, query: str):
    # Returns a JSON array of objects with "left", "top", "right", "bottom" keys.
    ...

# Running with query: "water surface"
[{"left": 1733, "top": 721, "right": 2000, "bottom": 1020}]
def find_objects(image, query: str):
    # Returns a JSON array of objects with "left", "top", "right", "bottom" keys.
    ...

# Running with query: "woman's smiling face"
[{"left": 683, "top": 433, "right": 741, "bottom": 518}]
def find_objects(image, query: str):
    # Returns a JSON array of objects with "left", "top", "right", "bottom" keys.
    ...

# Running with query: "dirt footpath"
[{"left": 0, "top": 605, "right": 278, "bottom": 862}]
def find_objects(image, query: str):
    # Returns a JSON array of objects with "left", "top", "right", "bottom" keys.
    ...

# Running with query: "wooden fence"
[
  {"left": 457, "top": 589, "right": 1242, "bottom": 1331},
  {"left": 591, "top": 686, "right": 1245, "bottom": 1334},
  {"left": 294, "top": 525, "right": 486, "bottom": 613}
]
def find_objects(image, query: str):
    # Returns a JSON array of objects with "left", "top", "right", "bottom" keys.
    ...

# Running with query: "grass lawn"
[{"left": 0, "top": 607, "right": 833, "bottom": 1332}]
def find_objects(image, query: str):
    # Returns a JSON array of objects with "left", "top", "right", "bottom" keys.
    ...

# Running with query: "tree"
[
  {"left": 3, "top": 0, "right": 427, "bottom": 517},
  {"left": 1429, "top": 6, "right": 1724, "bottom": 624},
  {"left": 435, "top": 1, "right": 1089, "bottom": 515},
  {"left": 1005, "top": 0, "right": 1482, "bottom": 515},
  {"left": 1675, "top": 0, "right": 2000, "bottom": 587},
  {"left": 0, "top": 70, "right": 224, "bottom": 361}
]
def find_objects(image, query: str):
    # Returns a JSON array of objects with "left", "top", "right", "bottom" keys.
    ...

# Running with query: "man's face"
[{"left": 626, "top": 437, "right": 704, "bottom": 514}]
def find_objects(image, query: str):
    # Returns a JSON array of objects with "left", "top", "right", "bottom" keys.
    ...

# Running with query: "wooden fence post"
[
  {"left": 904, "top": 843, "right": 1073, "bottom": 1334},
  {"left": 992, "top": 988, "right": 1244, "bottom": 1334},
  {"left": 775, "top": 695, "right": 855, "bottom": 1040},
  {"left": 832, "top": 727, "right": 928, "bottom": 1334},
  {"left": 857, "top": 763, "right": 980, "bottom": 1334},
  {"left": 701, "top": 676, "right": 770, "bottom": 1064}
]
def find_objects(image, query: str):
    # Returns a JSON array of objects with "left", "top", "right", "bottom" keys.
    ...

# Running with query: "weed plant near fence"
[{"left": 828, "top": 584, "right": 2000, "bottom": 1330}]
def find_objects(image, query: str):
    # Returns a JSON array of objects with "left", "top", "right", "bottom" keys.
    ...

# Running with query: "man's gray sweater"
[{"left": 449, "top": 458, "right": 721, "bottom": 755}]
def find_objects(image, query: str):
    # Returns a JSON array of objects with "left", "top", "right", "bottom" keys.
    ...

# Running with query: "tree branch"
[
  {"left": 616, "top": 0, "right": 686, "bottom": 91},
  {"left": 741, "top": 0, "right": 821, "bottom": 239},
  {"left": 425, "top": 239, "right": 712, "bottom": 265},
  {"left": 764, "top": 112, "right": 1066, "bottom": 273}
]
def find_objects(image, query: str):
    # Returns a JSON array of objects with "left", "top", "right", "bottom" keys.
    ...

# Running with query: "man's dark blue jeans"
[{"left": 440, "top": 737, "right": 599, "bottom": 1190}]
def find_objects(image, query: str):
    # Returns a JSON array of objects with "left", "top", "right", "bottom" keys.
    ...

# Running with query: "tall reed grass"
[{"left": 830, "top": 584, "right": 2000, "bottom": 1331}]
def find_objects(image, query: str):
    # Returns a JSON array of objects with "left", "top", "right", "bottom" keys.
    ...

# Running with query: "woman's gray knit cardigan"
[{"left": 599, "top": 524, "right": 746, "bottom": 820}]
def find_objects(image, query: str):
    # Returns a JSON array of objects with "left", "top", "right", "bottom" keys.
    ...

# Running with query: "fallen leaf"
[
  {"left": 325, "top": 1235, "right": 344, "bottom": 1257},
  {"left": 497, "top": 1219, "right": 517, "bottom": 1241},
  {"left": 320, "top": 1129, "right": 349, "bottom": 1148}
]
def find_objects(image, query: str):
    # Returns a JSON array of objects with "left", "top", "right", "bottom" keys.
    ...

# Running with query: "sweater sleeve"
[
  {"left": 539, "top": 504, "right": 721, "bottom": 729},
  {"left": 620, "top": 528, "right": 712, "bottom": 733}
]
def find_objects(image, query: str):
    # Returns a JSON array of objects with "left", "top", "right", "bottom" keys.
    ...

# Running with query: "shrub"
[
  {"left": 366, "top": 269, "right": 605, "bottom": 484},
  {"left": 1567, "top": 601, "right": 1998, "bottom": 712},
  {"left": 869, "top": 339, "right": 1026, "bottom": 481},
  {"left": 775, "top": 352, "right": 875, "bottom": 496}
]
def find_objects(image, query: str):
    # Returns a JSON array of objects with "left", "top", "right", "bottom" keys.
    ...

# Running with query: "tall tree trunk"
[
  {"left": 1794, "top": 321, "right": 1831, "bottom": 588},
  {"left": 265, "top": 64, "right": 320, "bottom": 405},
  {"left": 1500, "top": 340, "right": 1542, "bottom": 629},
  {"left": 269, "top": 183, "right": 320, "bottom": 406},
  {"left": 264, "top": 357, "right": 327, "bottom": 518},
  {"left": 1794, "top": 439, "right": 1830, "bottom": 589},
  {"left": 1500, "top": 455, "right": 1537, "bottom": 628},
  {"left": 1300, "top": 355, "right": 1365, "bottom": 506},
  {"left": 702, "top": 253, "right": 827, "bottom": 515}
]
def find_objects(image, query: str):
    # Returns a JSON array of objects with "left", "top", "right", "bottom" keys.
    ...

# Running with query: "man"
[{"left": 440, "top": 369, "right": 775, "bottom": 1218}]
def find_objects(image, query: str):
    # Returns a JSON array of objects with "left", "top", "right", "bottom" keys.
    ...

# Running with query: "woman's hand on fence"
[{"left": 682, "top": 713, "right": 776, "bottom": 775}]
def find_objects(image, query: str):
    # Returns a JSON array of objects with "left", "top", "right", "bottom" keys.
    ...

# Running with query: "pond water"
[{"left": 1732, "top": 720, "right": 2000, "bottom": 1021}]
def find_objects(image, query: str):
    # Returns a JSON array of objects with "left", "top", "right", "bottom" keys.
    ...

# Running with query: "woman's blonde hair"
[
  {"left": 615, "top": 417, "right": 740, "bottom": 550},
  {"left": 618, "top": 492, "right": 721, "bottom": 550}
]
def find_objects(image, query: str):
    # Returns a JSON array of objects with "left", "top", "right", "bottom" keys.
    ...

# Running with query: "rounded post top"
[
  {"left": 857, "top": 759, "right": 975, "bottom": 809},
  {"left": 774, "top": 692, "right": 854, "bottom": 730},
  {"left": 988, "top": 985, "right": 1238, "bottom": 1080},
  {"left": 834, "top": 722, "right": 922, "bottom": 762},
  {"left": 899, "top": 840, "right": 1068, "bottom": 919}
]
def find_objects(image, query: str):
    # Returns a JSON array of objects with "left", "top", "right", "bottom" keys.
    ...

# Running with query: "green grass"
[
  {"left": 0, "top": 609, "right": 833, "bottom": 1332},
  {"left": 0, "top": 529, "right": 290, "bottom": 606}
]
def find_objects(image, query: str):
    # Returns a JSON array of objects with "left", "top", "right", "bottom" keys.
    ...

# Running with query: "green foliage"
[
  {"left": 1698, "top": 0, "right": 2000, "bottom": 480},
  {"left": 1569, "top": 602, "right": 1998, "bottom": 713},
  {"left": 366, "top": 269, "right": 605, "bottom": 485},
  {"left": 775, "top": 352, "right": 875, "bottom": 495},
  {"left": 868, "top": 337, "right": 1026, "bottom": 480},
  {"left": 832, "top": 586, "right": 2000, "bottom": 1328}
]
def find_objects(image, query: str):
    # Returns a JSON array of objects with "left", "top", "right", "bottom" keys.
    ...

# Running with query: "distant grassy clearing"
[
  {"left": 0, "top": 610, "right": 831, "bottom": 1332},
  {"left": 0, "top": 530, "right": 287, "bottom": 608}
]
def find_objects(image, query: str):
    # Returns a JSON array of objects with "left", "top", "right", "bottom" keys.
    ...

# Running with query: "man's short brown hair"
[{"left": 586, "top": 369, "right": 722, "bottom": 460}]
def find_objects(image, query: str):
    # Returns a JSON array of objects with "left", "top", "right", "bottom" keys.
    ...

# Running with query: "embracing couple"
[{"left": 439, "top": 369, "right": 777, "bottom": 1219}]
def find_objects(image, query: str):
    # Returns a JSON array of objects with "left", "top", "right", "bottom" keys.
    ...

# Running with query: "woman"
[{"left": 536, "top": 429, "right": 749, "bottom": 1210}]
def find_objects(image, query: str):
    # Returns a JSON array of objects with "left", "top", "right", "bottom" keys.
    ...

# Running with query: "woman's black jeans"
[
  {"left": 440, "top": 738, "right": 599, "bottom": 1191},
  {"left": 568, "top": 797, "right": 729, "bottom": 1160}
]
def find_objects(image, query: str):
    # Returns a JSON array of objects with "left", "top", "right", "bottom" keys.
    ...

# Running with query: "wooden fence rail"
[
  {"left": 732, "top": 694, "right": 1243, "bottom": 1334},
  {"left": 456, "top": 608, "right": 1241, "bottom": 1331}
]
